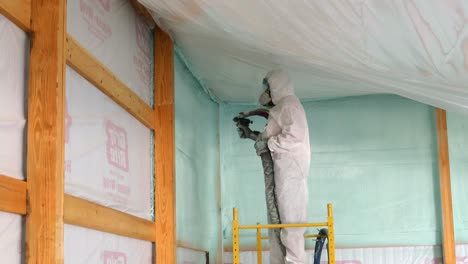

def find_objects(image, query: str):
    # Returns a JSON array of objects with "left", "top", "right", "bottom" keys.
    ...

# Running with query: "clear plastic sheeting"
[
  {"left": 0, "top": 212, "right": 23, "bottom": 263},
  {"left": 0, "top": 14, "right": 27, "bottom": 180},
  {"left": 65, "top": 67, "right": 152, "bottom": 220},
  {"left": 0, "top": 13, "right": 28, "bottom": 264},
  {"left": 68, "top": 0, "right": 154, "bottom": 105},
  {"left": 141, "top": 0, "right": 468, "bottom": 114},
  {"left": 64, "top": 224, "right": 153, "bottom": 264},
  {"left": 177, "top": 247, "right": 207, "bottom": 264}
]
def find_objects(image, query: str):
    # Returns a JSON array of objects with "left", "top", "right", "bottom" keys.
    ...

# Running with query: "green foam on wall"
[
  {"left": 175, "top": 53, "right": 220, "bottom": 263},
  {"left": 447, "top": 111, "right": 468, "bottom": 244},
  {"left": 220, "top": 95, "right": 443, "bottom": 248}
]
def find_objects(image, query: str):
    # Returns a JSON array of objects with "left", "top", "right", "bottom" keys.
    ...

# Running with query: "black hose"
[{"left": 313, "top": 228, "right": 329, "bottom": 264}]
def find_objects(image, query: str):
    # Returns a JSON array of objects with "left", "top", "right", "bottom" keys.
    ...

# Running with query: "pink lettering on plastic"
[
  {"left": 102, "top": 251, "right": 127, "bottom": 264},
  {"left": 97, "top": 0, "right": 111, "bottom": 12},
  {"left": 65, "top": 160, "right": 72, "bottom": 174},
  {"left": 105, "top": 120, "right": 129, "bottom": 172},
  {"left": 79, "top": 0, "right": 112, "bottom": 41},
  {"left": 64, "top": 99, "right": 73, "bottom": 176},
  {"left": 65, "top": 100, "right": 72, "bottom": 144},
  {"left": 133, "top": 16, "right": 151, "bottom": 92},
  {"left": 135, "top": 17, "right": 150, "bottom": 54},
  {"left": 17, "top": 242, "right": 22, "bottom": 254}
]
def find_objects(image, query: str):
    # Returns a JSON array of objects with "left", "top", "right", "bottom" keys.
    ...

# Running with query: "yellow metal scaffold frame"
[{"left": 232, "top": 204, "right": 335, "bottom": 264}]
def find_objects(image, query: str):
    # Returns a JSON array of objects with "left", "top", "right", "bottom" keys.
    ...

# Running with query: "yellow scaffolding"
[{"left": 232, "top": 204, "right": 335, "bottom": 264}]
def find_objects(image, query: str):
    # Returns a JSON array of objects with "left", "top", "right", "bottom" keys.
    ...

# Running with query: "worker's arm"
[{"left": 237, "top": 124, "right": 259, "bottom": 141}]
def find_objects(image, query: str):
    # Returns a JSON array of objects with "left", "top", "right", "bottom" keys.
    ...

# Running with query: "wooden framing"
[
  {"left": 63, "top": 195, "right": 156, "bottom": 242},
  {"left": 66, "top": 35, "right": 155, "bottom": 129},
  {"left": 26, "top": 0, "right": 66, "bottom": 263},
  {"left": 0, "top": 0, "right": 31, "bottom": 31},
  {"left": 0, "top": 1, "right": 178, "bottom": 263},
  {"left": 435, "top": 108, "right": 456, "bottom": 264},
  {"left": 154, "top": 25, "right": 176, "bottom": 263},
  {"left": 0, "top": 175, "right": 26, "bottom": 215}
]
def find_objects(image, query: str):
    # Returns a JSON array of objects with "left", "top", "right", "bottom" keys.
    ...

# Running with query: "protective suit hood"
[{"left": 264, "top": 69, "right": 294, "bottom": 104}]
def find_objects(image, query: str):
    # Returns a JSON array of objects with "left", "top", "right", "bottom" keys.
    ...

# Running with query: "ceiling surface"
[{"left": 141, "top": 0, "right": 468, "bottom": 112}]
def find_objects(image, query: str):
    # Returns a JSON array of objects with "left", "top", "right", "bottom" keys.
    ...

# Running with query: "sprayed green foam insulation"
[
  {"left": 175, "top": 53, "right": 220, "bottom": 263},
  {"left": 220, "top": 94, "right": 443, "bottom": 248},
  {"left": 447, "top": 111, "right": 468, "bottom": 244}
]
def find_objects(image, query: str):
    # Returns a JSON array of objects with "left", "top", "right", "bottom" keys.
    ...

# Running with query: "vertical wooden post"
[
  {"left": 26, "top": 0, "right": 66, "bottom": 263},
  {"left": 435, "top": 108, "right": 456, "bottom": 264},
  {"left": 154, "top": 25, "right": 176, "bottom": 263}
]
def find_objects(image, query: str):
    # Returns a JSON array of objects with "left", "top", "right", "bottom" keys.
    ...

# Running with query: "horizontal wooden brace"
[
  {"left": 66, "top": 35, "right": 155, "bottom": 129},
  {"left": 0, "top": 0, "right": 31, "bottom": 31},
  {"left": 64, "top": 194, "right": 156, "bottom": 242},
  {"left": 0, "top": 175, "right": 26, "bottom": 215}
]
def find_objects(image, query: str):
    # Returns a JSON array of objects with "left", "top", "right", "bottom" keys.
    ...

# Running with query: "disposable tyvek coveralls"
[{"left": 260, "top": 69, "right": 310, "bottom": 264}]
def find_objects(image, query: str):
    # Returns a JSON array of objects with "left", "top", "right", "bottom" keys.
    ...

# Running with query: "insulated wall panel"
[
  {"left": 0, "top": 13, "right": 28, "bottom": 264},
  {"left": 447, "top": 111, "right": 468, "bottom": 243},
  {"left": 175, "top": 53, "right": 220, "bottom": 262},
  {"left": 67, "top": 0, "right": 154, "bottom": 105},
  {"left": 64, "top": 224, "right": 153, "bottom": 264},
  {"left": 65, "top": 67, "right": 152, "bottom": 220}
]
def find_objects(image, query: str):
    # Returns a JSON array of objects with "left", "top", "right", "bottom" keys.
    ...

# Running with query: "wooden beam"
[
  {"left": 26, "top": 0, "right": 66, "bottom": 263},
  {"left": 435, "top": 108, "right": 456, "bottom": 264},
  {"left": 128, "top": 0, "right": 156, "bottom": 28},
  {"left": 63, "top": 195, "right": 156, "bottom": 242},
  {"left": 0, "top": 175, "right": 26, "bottom": 215},
  {"left": 0, "top": 0, "right": 31, "bottom": 31},
  {"left": 66, "top": 35, "right": 155, "bottom": 129},
  {"left": 154, "top": 25, "right": 176, "bottom": 264}
]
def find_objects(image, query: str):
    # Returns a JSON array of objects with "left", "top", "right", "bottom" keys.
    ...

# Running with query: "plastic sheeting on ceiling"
[{"left": 140, "top": 0, "right": 468, "bottom": 112}]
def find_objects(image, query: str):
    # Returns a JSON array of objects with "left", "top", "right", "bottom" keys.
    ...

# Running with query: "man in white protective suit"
[{"left": 257, "top": 69, "right": 311, "bottom": 264}]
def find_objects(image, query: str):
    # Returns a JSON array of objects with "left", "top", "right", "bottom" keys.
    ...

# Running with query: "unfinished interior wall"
[
  {"left": 175, "top": 52, "right": 220, "bottom": 263},
  {"left": 220, "top": 95, "right": 445, "bottom": 262},
  {"left": 448, "top": 112, "right": 468, "bottom": 244},
  {"left": 0, "top": 13, "right": 28, "bottom": 264},
  {"left": 64, "top": 0, "right": 154, "bottom": 261}
]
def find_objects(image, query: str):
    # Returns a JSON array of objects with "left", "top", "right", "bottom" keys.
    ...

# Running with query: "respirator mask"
[{"left": 259, "top": 78, "right": 274, "bottom": 107}]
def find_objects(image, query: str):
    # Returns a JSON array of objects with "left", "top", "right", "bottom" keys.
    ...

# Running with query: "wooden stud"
[
  {"left": 154, "top": 25, "right": 176, "bottom": 264},
  {"left": 0, "top": 175, "right": 26, "bottom": 215},
  {"left": 66, "top": 35, "right": 155, "bottom": 129},
  {"left": 0, "top": 0, "right": 31, "bottom": 31},
  {"left": 63, "top": 195, "right": 156, "bottom": 242},
  {"left": 435, "top": 108, "right": 456, "bottom": 264},
  {"left": 26, "top": 0, "right": 66, "bottom": 263}
]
